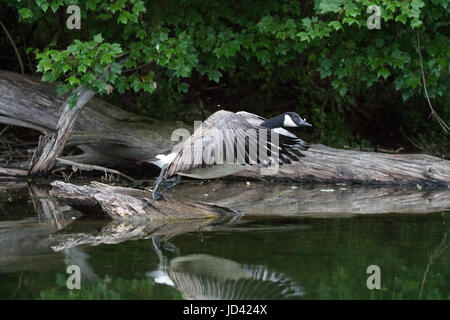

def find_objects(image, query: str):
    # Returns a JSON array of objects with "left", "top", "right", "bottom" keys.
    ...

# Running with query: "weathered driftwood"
[
  {"left": 0, "top": 70, "right": 185, "bottom": 166},
  {"left": 27, "top": 60, "right": 131, "bottom": 177},
  {"left": 239, "top": 144, "right": 450, "bottom": 186},
  {"left": 1, "top": 70, "right": 450, "bottom": 185},
  {"left": 49, "top": 181, "right": 239, "bottom": 222},
  {"left": 49, "top": 179, "right": 450, "bottom": 223},
  {"left": 28, "top": 86, "right": 95, "bottom": 177},
  {"left": 174, "top": 180, "right": 450, "bottom": 217},
  {"left": 0, "top": 166, "right": 27, "bottom": 177}
]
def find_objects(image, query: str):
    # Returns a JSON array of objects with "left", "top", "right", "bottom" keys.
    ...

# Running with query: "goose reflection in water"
[{"left": 147, "top": 236, "right": 304, "bottom": 300}]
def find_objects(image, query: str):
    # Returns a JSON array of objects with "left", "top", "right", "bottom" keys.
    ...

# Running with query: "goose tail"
[{"left": 140, "top": 152, "right": 177, "bottom": 168}]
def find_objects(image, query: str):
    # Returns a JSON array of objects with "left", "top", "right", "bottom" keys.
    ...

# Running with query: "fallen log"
[
  {"left": 49, "top": 181, "right": 239, "bottom": 222},
  {"left": 44, "top": 180, "right": 450, "bottom": 253},
  {"left": 238, "top": 144, "right": 450, "bottom": 186},
  {"left": 49, "top": 180, "right": 450, "bottom": 222},
  {"left": 174, "top": 180, "right": 450, "bottom": 217},
  {"left": 1, "top": 70, "right": 450, "bottom": 186},
  {"left": 0, "top": 70, "right": 186, "bottom": 166}
]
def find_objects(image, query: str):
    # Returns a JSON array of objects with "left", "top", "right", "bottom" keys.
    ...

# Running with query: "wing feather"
[{"left": 165, "top": 110, "right": 310, "bottom": 178}]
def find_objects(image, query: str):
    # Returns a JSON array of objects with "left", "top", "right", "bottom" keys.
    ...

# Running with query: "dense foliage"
[{"left": 1, "top": 0, "right": 449, "bottom": 154}]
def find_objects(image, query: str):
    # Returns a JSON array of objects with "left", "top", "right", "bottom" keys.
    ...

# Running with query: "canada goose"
[
  {"left": 148, "top": 253, "right": 304, "bottom": 299},
  {"left": 151, "top": 110, "right": 311, "bottom": 199},
  {"left": 147, "top": 236, "right": 303, "bottom": 299}
]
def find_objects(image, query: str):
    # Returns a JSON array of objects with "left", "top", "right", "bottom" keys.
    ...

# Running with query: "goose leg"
[
  {"left": 152, "top": 235, "right": 164, "bottom": 262},
  {"left": 162, "top": 240, "right": 180, "bottom": 256},
  {"left": 163, "top": 175, "right": 181, "bottom": 192},
  {"left": 152, "top": 235, "right": 180, "bottom": 257},
  {"left": 153, "top": 164, "right": 167, "bottom": 200}
]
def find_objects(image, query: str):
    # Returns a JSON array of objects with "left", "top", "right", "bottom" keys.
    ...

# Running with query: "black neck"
[{"left": 260, "top": 115, "right": 284, "bottom": 129}]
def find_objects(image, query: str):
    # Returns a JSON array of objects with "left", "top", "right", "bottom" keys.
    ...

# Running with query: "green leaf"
[
  {"left": 56, "top": 83, "right": 70, "bottom": 96},
  {"left": 410, "top": 19, "right": 423, "bottom": 29},
  {"left": 93, "top": 33, "right": 104, "bottom": 43},
  {"left": 297, "top": 32, "right": 309, "bottom": 42},
  {"left": 36, "top": 0, "right": 49, "bottom": 12},
  {"left": 86, "top": 0, "right": 100, "bottom": 10},
  {"left": 95, "top": 79, "right": 108, "bottom": 93},
  {"left": 50, "top": 0, "right": 63, "bottom": 13},
  {"left": 40, "top": 60, "right": 53, "bottom": 72},
  {"left": 130, "top": 77, "right": 141, "bottom": 92},
  {"left": 159, "top": 32, "right": 168, "bottom": 41},
  {"left": 118, "top": 11, "right": 132, "bottom": 24},
  {"left": 110, "top": 62, "right": 123, "bottom": 74},
  {"left": 317, "top": 0, "right": 344, "bottom": 14},
  {"left": 100, "top": 54, "right": 112, "bottom": 64},
  {"left": 41, "top": 72, "right": 56, "bottom": 82},
  {"left": 18, "top": 8, "right": 33, "bottom": 20},
  {"left": 97, "top": 13, "right": 113, "bottom": 20},
  {"left": 78, "top": 64, "right": 87, "bottom": 73},
  {"left": 177, "top": 82, "right": 189, "bottom": 93},
  {"left": 329, "top": 21, "right": 342, "bottom": 31},
  {"left": 377, "top": 68, "right": 391, "bottom": 79},
  {"left": 68, "top": 76, "right": 80, "bottom": 86},
  {"left": 82, "top": 73, "right": 96, "bottom": 84},
  {"left": 342, "top": 17, "right": 358, "bottom": 26},
  {"left": 207, "top": 70, "right": 222, "bottom": 83},
  {"left": 133, "top": 1, "right": 146, "bottom": 14}
]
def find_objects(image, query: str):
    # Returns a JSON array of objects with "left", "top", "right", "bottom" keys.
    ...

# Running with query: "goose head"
[{"left": 261, "top": 112, "right": 312, "bottom": 129}]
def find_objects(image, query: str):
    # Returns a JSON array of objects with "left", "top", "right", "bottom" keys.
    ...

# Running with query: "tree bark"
[
  {"left": 175, "top": 180, "right": 450, "bottom": 217},
  {"left": 0, "top": 70, "right": 184, "bottom": 166},
  {"left": 28, "top": 86, "right": 95, "bottom": 177},
  {"left": 238, "top": 144, "right": 450, "bottom": 186},
  {"left": 49, "top": 180, "right": 450, "bottom": 221},
  {"left": 1, "top": 70, "right": 450, "bottom": 186},
  {"left": 49, "top": 181, "right": 240, "bottom": 222}
]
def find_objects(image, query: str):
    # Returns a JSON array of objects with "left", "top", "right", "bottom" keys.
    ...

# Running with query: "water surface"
[{"left": 0, "top": 181, "right": 448, "bottom": 299}]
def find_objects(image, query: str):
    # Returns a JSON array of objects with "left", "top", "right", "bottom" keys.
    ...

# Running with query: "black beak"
[{"left": 299, "top": 118, "right": 312, "bottom": 127}]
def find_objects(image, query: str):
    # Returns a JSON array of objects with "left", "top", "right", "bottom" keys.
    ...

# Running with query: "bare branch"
[
  {"left": 0, "top": 19, "right": 24, "bottom": 74},
  {"left": 417, "top": 30, "right": 449, "bottom": 133},
  {"left": 55, "top": 158, "right": 136, "bottom": 182}
]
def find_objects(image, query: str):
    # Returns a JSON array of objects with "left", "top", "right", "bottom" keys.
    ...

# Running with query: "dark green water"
[{"left": 0, "top": 183, "right": 449, "bottom": 300}]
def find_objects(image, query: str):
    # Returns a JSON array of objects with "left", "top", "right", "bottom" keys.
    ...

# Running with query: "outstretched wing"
[
  {"left": 236, "top": 111, "right": 267, "bottom": 126},
  {"left": 165, "top": 110, "right": 309, "bottom": 177}
]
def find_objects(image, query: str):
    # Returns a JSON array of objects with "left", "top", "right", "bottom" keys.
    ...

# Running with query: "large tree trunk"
[{"left": 1, "top": 70, "right": 450, "bottom": 186}]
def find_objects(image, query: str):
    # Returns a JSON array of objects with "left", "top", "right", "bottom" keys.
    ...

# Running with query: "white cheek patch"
[{"left": 283, "top": 115, "right": 297, "bottom": 127}]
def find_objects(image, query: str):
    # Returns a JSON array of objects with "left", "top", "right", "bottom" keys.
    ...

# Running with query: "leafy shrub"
[{"left": 2, "top": 0, "right": 449, "bottom": 152}]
